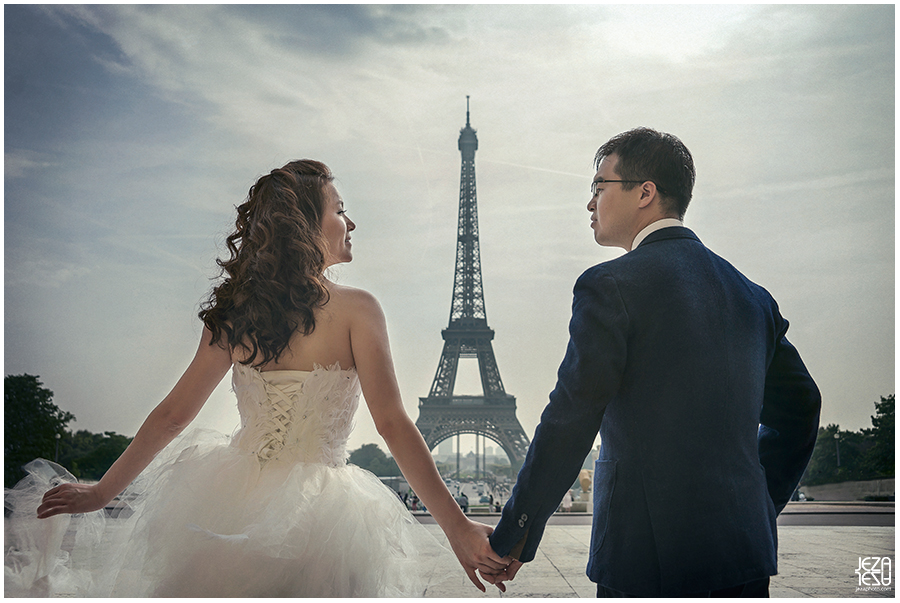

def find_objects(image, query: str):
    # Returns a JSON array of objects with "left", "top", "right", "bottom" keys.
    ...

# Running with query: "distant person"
[
  {"left": 561, "top": 490, "right": 572, "bottom": 513},
  {"left": 5, "top": 159, "right": 509, "bottom": 596},
  {"left": 484, "top": 128, "right": 820, "bottom": 596},
  {"left": 457, "top": 492, "right": 469, "bottom": 513}
]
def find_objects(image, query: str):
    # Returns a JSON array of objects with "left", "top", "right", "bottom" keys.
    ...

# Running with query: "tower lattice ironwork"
[{"left": 415, "top": 99, "right": 530, "bottom": 472}]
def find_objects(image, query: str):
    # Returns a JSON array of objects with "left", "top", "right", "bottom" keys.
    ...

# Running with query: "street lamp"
[
  {"left": 833, "top": 432, "right": 841, "bottom": 468},
  {"left": 55, "top": 433, "right": 61, "bottom": 463}
]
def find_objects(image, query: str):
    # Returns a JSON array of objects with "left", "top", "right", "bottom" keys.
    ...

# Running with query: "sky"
[{"left": 4, "top": 5, "right": 894, "bottom": 459}]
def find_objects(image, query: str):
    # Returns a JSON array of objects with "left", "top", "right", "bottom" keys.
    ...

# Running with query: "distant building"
[{"left": 438, "top": 439, "right": 453, "bottom": 457}]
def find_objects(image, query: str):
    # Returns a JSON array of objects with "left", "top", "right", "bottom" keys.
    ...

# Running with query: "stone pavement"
[{"left": 418, "top": 525, "right": 895, "bottom": 598}]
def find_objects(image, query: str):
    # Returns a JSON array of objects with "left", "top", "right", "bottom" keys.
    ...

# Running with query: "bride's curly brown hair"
[{"left": 199, "top": 159, "right": 334, "bottom": 367}]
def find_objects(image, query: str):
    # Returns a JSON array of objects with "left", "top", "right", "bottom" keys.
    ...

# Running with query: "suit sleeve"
[
  {"left": 758, "top": 315, "right": 821, "bottom": 514},
  {"left": 490, "top": 269, "right": 628, "bottom": 561}
]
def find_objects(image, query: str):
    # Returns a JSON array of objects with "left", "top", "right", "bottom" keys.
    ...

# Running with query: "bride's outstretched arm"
[
  {"left": 37, "top": 327, "right": 233, "bottom": 519},
  {"left": 349, "top": 291, "right": 512, "bottom": 592}
]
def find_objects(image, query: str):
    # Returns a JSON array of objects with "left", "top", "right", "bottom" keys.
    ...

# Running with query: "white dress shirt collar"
[{"left": 631, "top": 218, "right": 684, "bottom": 251}]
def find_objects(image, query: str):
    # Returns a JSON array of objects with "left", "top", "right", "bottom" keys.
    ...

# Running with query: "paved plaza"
[
  {"left": 419, "top": 524, "right": 895, "bottom": 598},
  {"left": 5, "top": 503, "right": 892, "bottom": 597}
]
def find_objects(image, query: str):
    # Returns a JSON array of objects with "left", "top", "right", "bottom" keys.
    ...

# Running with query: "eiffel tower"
[{"left": 416, "top": 98, "right": 530, "bottom": 474}]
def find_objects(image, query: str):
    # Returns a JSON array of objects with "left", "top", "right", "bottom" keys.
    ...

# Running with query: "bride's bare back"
[{"left": 239, "top": 281, "right": 361, "bottom": 372}]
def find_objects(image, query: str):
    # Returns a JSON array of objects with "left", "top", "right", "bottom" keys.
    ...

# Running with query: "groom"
[{"left": 486, "top": 128, "right": 821, "bottom": 596}]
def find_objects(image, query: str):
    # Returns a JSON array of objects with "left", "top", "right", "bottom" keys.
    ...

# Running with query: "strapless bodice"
[{"left": 230, "top": 363, "right": 360, "bottom": 467}]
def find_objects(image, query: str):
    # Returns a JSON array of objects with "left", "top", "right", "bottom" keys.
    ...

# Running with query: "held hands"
[
  {"left": 479, "top": 559, "right": 524, "bottom": 591},
  {"left": 36, "top": 483, "right": 109, "bottom": 519},
  {"left": 447, "top": 518, "right": 516, "bottom": 592}
]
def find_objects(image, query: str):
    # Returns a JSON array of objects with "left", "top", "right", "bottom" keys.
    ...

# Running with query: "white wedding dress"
[{"left": 5, "top": 363, "right": 446, "bottom": 597}]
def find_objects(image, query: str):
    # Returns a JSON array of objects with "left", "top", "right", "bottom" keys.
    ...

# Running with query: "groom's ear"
[{"left": 637, "top": 181, "right": 658, "bottom": 209}]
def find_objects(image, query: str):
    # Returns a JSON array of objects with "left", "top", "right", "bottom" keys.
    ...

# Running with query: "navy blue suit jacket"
[{"left": 489, "top": 227, "right": 821, "bottom": 596}]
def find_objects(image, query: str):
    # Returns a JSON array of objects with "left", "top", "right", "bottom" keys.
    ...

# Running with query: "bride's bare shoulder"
[{"left": 326, "top": 282, "right": 384, "bottom": 316}]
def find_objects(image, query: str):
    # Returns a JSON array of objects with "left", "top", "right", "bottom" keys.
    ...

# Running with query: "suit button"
[{"left": 518, "top": 513, "right": 528, "bottom": 527}]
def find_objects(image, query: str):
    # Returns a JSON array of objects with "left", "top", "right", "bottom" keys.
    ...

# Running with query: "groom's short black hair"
[{"left": 595, "top": 128, "right": 695, "bottom": 220}]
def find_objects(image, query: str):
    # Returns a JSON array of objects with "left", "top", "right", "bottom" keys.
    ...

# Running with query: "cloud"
[
  {"left": 595, "top": 5, "right": 762, "bottom": 63},
  {"left": 710, "top": 168, "right": 894, "bottom": 200},
  {"left": 4, "top": 258, "right": 91, "bottom": 289},
  {"left": 43, "top": 5, "right": 458, "bottom": 145},
  {"left": 237, "top": 5, "right": 454, "bottom": 52},
  {"left": 5, "top": 149, "right": 57, "bottom": 179}
]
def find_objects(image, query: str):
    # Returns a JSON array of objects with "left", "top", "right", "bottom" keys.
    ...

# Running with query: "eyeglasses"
[
  {"left": 591, "top": 179, "right": 645, "bottom": 195},
  {"left": 591, "top": 179, "right": 668, "bottom": 196}
]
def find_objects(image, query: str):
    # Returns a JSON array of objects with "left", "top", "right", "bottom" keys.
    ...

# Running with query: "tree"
[
  {"left": 5, "top": 374, "right": 75, "bottom": 487},
  {"left": 348, "top": 443, "right": 401, "bottom": 476},
  {"left": 487, "top": 463, "right": 513, "bottom": 478},
  {"left": 800, "top": 395, "right": 895, "bottom": 487},
  {"left": 804, "top": 424, "right": 871, "bottom": 485},
  {"left": 862, "top": 394, "right": 894, "bottom": 477},
  {"left": 58, "top": 430, "right": 133, "bottom": 481}
]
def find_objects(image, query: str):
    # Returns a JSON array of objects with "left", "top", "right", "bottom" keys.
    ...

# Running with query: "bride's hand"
[
  {"left": 37, "top": 483, "right": 108, "bottom": 519},
  {"left": 446, "top": 519, "right": 512, "bottom": 592}
]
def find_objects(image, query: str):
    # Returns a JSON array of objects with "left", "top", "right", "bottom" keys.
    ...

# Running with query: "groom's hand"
[{"left": 480, "top": 559, "right": 523, "bottom": 591}]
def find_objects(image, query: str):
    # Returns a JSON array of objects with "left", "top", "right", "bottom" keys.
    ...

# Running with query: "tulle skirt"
[{"left": 5, "top": 429, "right": 447, "bottom": 597}]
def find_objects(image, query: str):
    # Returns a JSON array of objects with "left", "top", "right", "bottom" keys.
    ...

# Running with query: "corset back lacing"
[{"left": 254, "top": 380, "right": 297, "bottom": 462}]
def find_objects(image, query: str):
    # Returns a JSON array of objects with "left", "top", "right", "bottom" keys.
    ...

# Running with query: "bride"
[{"left": 5, "top": 159, "right": 511, "bottom": 596}]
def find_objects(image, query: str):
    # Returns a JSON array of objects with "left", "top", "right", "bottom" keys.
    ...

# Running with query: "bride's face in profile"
[{"left": 321, "top": 183, "right": 355, "bottom": 266}]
